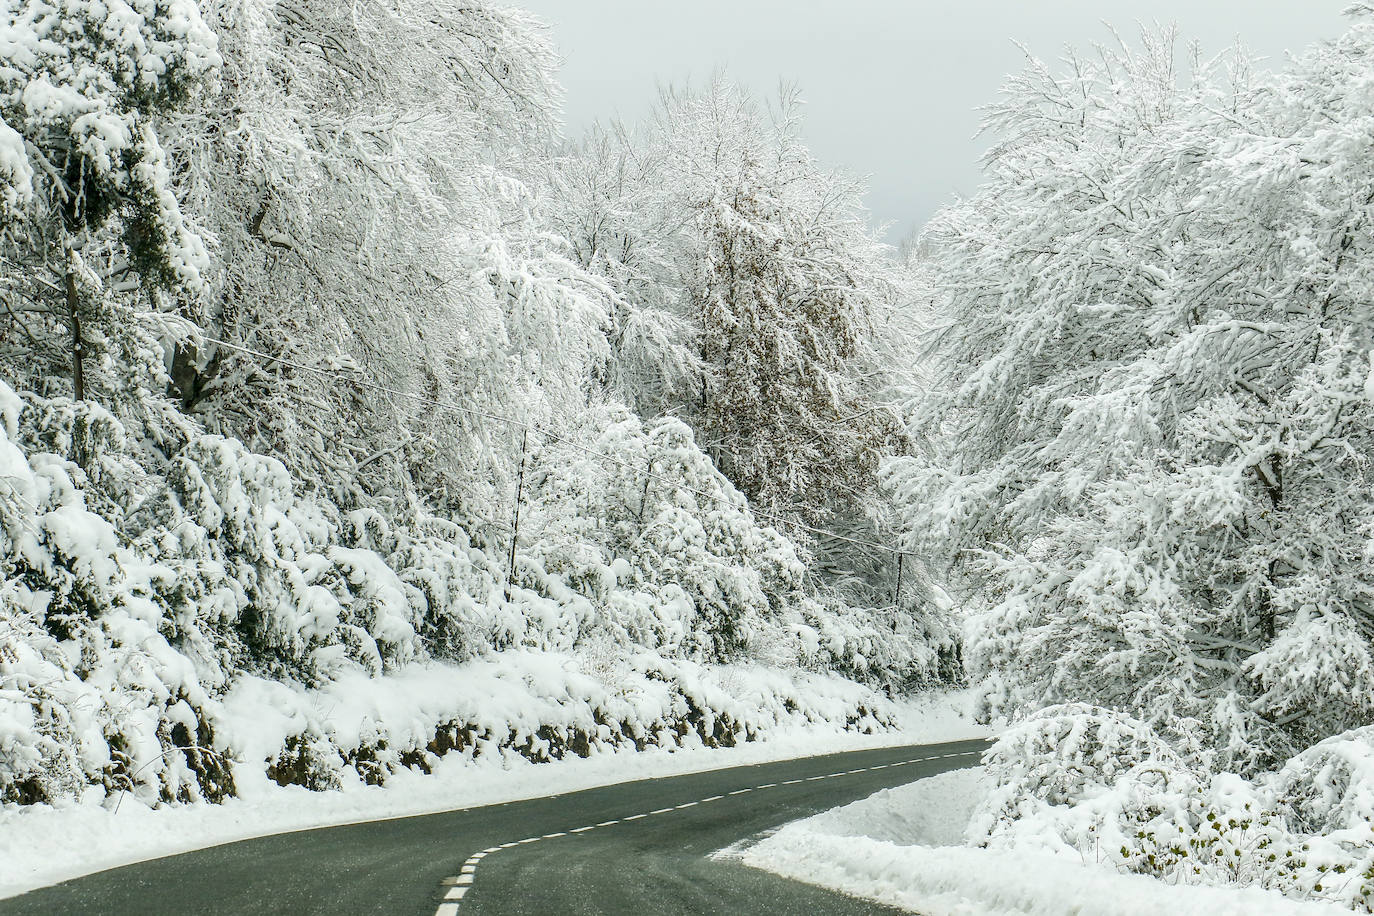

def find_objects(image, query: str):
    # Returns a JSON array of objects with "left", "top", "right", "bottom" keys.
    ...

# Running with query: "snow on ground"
[
  {"left": 0, "top": 687, "right": 982, "bottom": 900},
  {"left": 733, "top": 765, "right": 1336, "bottom": 916}
]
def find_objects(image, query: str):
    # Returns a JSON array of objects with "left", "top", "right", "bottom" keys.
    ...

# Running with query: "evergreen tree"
[{"left": 0, "top": 0, "right": 220, "bottom": 408}]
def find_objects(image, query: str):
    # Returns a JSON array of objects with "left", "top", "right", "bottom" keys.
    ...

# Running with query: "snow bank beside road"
[
  {"left": 738, "top": 767, "right": 1332, "bottom": 916},
  {"left": 0, "top": 685, "right": 983, "bottom": 900}
]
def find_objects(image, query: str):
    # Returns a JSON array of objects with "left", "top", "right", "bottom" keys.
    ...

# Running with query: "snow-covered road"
[{"left": 0, "top": 738, "right": 985, "bottom": 915}]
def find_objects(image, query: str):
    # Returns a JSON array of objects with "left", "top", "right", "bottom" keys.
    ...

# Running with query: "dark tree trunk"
[{"left": 65, "top": 269, "right": 84, "bottom": 402}]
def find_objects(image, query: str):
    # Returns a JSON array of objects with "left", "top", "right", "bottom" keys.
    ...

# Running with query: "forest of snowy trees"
[
  {"left": 885, "top": 11, "right": 1374, "bottom": 909},
  {"left": 0, "top": 0, "right": 953, "bottom": 811},
  {"left": 6, "top": 0, "right": 1374, "bottom": 910}
]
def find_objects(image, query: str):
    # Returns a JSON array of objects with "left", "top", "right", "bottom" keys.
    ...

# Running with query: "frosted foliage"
[
  {"left": 0, "top": 0, "right": 218, "bottom": 285},
  {"left": 0, "top": 0, "right": 952, "bottom": 823},
  {"left": 889, "top": 16, "right": 1374, "bottom": 911},
  {"left": 888, "top": 18, "right": 1374, "bottom": 771},
  {"left": 0, "top": 383, "right": 228, "bottom": 807},
  {"left": 520, "top": 406, "right": 805, "bottom": 661},
  {"left": 517, "top": 404, "right": 950, "bottom": 689},
  {"left": 543, "top": 80, "right": 942, "bottom": 634},
  {"left": 0, "top": 377, "right": 909, "bottom": 808},
  {"left": 974, "top": 708, "right": 1374, "bottom": 910},
  {"left": 158, "top": 0, "right": 602, "bottom": 527},
  {"left": 558, "top": 82, "right": 902, "bottom": 528}
]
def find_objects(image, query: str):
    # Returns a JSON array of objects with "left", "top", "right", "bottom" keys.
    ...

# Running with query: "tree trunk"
[
  {"left": 65, "top": 267, "right": 84, "bottom": 402},
  {"left": 505, "top": 428, "right": 529, "bottom": 604}
]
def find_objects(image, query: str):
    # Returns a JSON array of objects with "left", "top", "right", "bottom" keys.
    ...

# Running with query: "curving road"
[{"left": 0, "top": 737, "right": 987, "bottom": 916}]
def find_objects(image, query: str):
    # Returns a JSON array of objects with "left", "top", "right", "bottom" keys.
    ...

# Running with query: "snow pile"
[
  {"left": 739, "top": 764, "right": 1333, "bottom": 916},
  {"left": 220, "top": 652, "right": 894, "bottom": 795}
]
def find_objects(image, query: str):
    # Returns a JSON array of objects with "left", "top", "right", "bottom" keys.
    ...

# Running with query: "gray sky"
[{"left": 517, "top": 1, "right": 1350, "bottom": 243}]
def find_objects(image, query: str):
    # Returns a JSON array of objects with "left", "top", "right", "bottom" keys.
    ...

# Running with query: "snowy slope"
[{"left": 736, "top": 768, "right": 1336, "bottom": 916}]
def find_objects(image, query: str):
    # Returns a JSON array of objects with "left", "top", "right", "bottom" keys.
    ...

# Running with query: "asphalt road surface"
[{"left": 0, "top": 737, "right": 988, "bottom": 916}]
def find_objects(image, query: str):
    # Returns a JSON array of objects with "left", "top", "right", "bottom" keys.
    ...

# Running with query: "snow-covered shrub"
[
  {"left": 971, "top": 707, "right": 1374, "bottom": 909},
  {"left": 0, "top": 384, "right": 233, "bottom": 807},
  {"left": 516, "top": 404, "right": 952, "bottom": 687},
  {"left": 387, "top": 516, "right": 509, "bottom": 662},
  {"left": 0, "top": 380, "right": 902, "bottom": 810},
  {"left": 1276, "top": 728, "right": 1374, "bottom": 838},
  {"left": 798, "top": 593, "right": 954, "bottom": 693},
  {"left": 223, "top": 650, "right": 895, "bottom": 794},
  {"left": 520, "top": 407, "right": 801, "bottom": 660}
]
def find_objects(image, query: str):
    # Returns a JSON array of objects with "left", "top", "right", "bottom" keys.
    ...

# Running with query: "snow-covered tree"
[
  {"left": 547, "top": 80, "right": 916, "bottom": 606},
  {"left": 890, "top": 20, "right": 1374, "bottom": 769},
  {"left": 664, "top": 82, "right": 903, "bottom": 529},
  {"left": 543, "top": 124, "right": 699, "bottom": 417},
  {"left": 160, "top": 0, "right": 608, "bottom": 532},
  {"left": 0, "top": 0, "right": 220, "bottom": 409}
]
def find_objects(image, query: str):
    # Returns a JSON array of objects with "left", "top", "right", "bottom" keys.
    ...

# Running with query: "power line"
[{"left": 191, "top": 332, "right": 904, "bottom": 557}]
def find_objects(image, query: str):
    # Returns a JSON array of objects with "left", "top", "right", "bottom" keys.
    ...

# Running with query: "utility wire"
[{"left": 191, "top": 332, "right": 904, "bottom": 557}]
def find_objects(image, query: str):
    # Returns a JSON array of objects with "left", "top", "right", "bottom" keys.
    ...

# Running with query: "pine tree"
[{"left": 0, "top": 0, "right": 220, "bottom": 406}]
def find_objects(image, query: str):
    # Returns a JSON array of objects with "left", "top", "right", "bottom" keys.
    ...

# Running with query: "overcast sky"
[{"left": 516, "top": 1, "right": 1351, "bottom": 243}]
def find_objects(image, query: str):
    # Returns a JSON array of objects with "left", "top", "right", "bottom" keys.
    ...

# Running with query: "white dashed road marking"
[{"left": 432, "top": 747, "right": 984, "bottom": 914}]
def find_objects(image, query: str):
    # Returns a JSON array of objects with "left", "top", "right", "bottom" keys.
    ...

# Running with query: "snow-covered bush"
[
  {"left": 0, "top": 384, "right": 233, "bottom": 807},
  {"left": 516, "top": 404, "right": 954, "bottom": 687},
  {"left": 520, "top": 407, "right": 802, "bottom": 660},
  {"left": 0, "top": 380, "right": 903, "bottom": 809},
  {"left": 971, "top": 707, "right": 1374, "bottom": 909}
]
